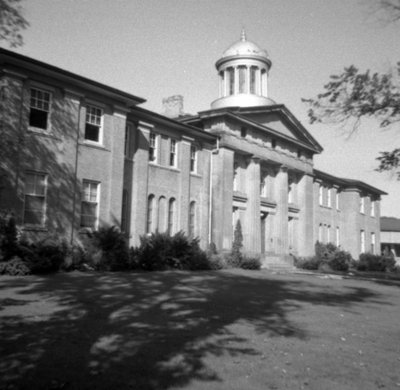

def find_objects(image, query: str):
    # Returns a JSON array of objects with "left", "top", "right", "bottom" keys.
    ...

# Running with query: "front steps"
[{"left": 261, "top": 254, "right": 296, "bottom": 272}]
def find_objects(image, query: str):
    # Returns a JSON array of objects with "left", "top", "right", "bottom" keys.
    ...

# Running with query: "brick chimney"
[{"left": 162, "top": 95, "right": 184, "bottom": 118}]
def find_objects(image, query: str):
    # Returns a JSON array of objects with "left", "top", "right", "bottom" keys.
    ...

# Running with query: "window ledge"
[
  {"left": 80, "top": 141, "right": 110, "bottom": 152},
  {"left": 28, "top": 127, "right": 58, "bottom": 139},
  {"left": 149, "top": 163, "right": 180, "bottom": 173},
  {"left": 190, "top": 172, "right": 202, "bottom": 178}
]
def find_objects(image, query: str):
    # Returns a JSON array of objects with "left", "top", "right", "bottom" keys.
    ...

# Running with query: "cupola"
[{"left": 211, "top": 30, "right": 275, "bottom": 109}]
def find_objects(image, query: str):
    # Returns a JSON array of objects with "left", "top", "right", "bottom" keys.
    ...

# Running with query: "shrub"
[
  {"left": 356, "top": 253, "right": 396, "bottom": 272},
  {"left": 0, "top": 214, "right": 19, "bottom": 260},
  {"left": 26, "top": 239, "right": 67, "bottom": 274},
  {"left": 295, "top": 243, "right": 352, "bottom": 272},
  {"left": 134, "top": 231, "right": 210, "bottom": 271},
  {"left": 0, "top": 256, "right": 31, "bottom": 276},
  {"left": 91, "top": 226, "right": 129, "bottom": 271},
  {"left": 208, "top": 254, "right": 227, "bottom": 270},
  {"left": 294, "top": 256, "right": 320, "bottom": 270},
  {"left": 240, "top": 255, "right": 262, "bottom": 270},
  {"left": 229, "top": 220, "right": 243, "bottom": 267},
  {"left": 329, "top": 250, "right": 352, "bottom": 271}
]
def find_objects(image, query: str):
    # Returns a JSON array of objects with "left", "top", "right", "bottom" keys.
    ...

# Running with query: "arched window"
[
  {"left": 189, "top": 201, "right": 196, "bottom": 238},
  {"left": 146, "top": 194, "right": 155, "bottom": 233},
  {"left": 168, "top": 198, "right": 175, "bottom": 235},
  {"left": 158, "top": 196, "right": 166, "bottom": 232}
]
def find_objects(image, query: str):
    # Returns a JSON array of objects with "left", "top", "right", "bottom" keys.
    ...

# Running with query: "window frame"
[
  {"left": 84, "top": 104, "right": 104, "bottom": 145},
  {"left": 319, "top": 185, "right": 324, "bottom": 206},
  {"left": 149, "top": 132, "right": 158, "bottom": 163},
  {"left": 190, "top": 145, "right": 197, "bottom": 173},
  {"left": 360, "top": 196, "right": 365, "bottom": 214},
  {"left": 169, "top": 139, "right": 177, "bottom": 167},
  {"left": 80, "top": 180, "right": 100, "bottom": 230},
  {"left": 29, "top": 87, "right": 52, "bottom": 131},
  {"left": 23, "top": 171, "right": 47, "bottom": 227},
  {"left": 168, "top": 198, "right": 176, "bottom": 235},
  {"left": 370, "top": 199, "right": 375, "bottom": 217},
  {"left": 124, "top": 122, "right": 133, "bottom": 157},
  {"left": 360, "top": 230, "right": 365, "bottom": 253}
]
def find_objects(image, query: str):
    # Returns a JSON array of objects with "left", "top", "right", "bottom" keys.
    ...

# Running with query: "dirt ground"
[{"left": 0, "top": 269, "right": 400, "bottom": 390}]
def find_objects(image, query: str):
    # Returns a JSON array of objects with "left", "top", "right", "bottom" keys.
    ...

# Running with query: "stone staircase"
[{"left": 261, "top": 254, "right": 296, "bottom": 272}]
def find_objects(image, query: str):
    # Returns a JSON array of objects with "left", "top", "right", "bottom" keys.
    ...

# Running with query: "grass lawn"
[{"left": 1, "top": 269, "right": 400, "bottom": 390}]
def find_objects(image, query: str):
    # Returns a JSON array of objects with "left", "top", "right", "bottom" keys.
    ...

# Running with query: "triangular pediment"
[{"left": 234, "top": 105, "right": 322, "bottom": 152}]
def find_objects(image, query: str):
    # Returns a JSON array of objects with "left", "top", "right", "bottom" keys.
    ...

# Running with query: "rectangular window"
[
  {"left": 23, "top": 172, "right": 47, "bottom": 225},
  {"left": 371, "top": 232, "right": 376, "bottom": 254},
  {"left": 318, "top": 224, "right": 323, "bottom": 242},
  {"left": 336, "top": 226, "right": 340, "bottom": 246},
  {"left": 360, "top": 230, "right": 365, "bottom": 253},
  {"left": 370, "top": 200, "right": 375, "bottom": 217},
  {"left": 327, "top": 188, "right": 332, "bottom": 207},
  {"left": 190, "top": 145, "right": 197, "bottom": 173},
  {"left": 149, "top": 132, "right": 157, "bottom": 162},
  {"left": 85, "top": 105, "right": 103, "bottom": 143},
  {"left": 80, "top": 180, "right": 99, "bottom": 229},
  {"left": 360, "top": 196, "right": 365, "bottom": 213},
  {"left": 233, "top": 163, "right": 238, "bottom": 191},
  {"left": 29, "top": 88, "right": 51, "bottom": 130},
  {"left": 336, "top": 191, "right": 340, "bottom": 210},
  {"left": 260, "top": 173, "right": 267, "bottom": 197},
  {"left": 319, "top": 185, "right": 323, "bottom": 206},
  {"left": 169, "top": 139, "right": 177, "bottom": 167},
  {"left": 124, "top": 123, "right": 132, "bottom": 157},
  {"left": 327, "top": 225, "right": 331, "bottom": 243}
]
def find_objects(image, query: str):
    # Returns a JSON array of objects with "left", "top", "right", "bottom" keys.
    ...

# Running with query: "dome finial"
[{"left": 240, "top": 27, "right": 246, "bottom": 41}]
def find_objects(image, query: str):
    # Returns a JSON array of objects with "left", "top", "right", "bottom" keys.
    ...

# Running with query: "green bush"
[
  {"left": 134, "top": 231, "right": 210, "bottom": 271},
  {"left": 240, "top": 255, "right": 262, "bottom": 270},
  {"left": 90, "top": 226, "right": 129, "bottom": 271},
  {"left": 0, "top": 256, "right": 31, "bottom": 276},
  {"left": 356, "top": 253, "right": 396, "bottom": 272}
]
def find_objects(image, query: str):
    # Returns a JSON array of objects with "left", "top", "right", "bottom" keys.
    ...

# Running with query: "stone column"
[
  {"left": 178, "top": 136, "right": 192, "bottom": 234},
  {"left": 243, "top": 157, "right": 261, "bottom": 254},
  {"left": 297, "top": 173, "right": 314, "bottom": 256},
  {"left": 234, "top": 67, "right": 239, "bottom": 95},
  {"left": 273, "top": 165, "right": 289, "bottom": 257},
  {"left": 129, "top": 120, "right": 153, "bottom": 247},
  {"left": 211, "top": 147, "right": 234, "bottom": 252}
]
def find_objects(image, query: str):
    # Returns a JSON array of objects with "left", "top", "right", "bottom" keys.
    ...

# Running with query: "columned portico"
[
  {"left": 297, "top": 173, "right": 315, "bottom": 256},
  {"left": 273, "top": 166, "right": 289, "bottom": 256},
  {"left": 243, "top": 156, "right": 261, "bottom": 254}
]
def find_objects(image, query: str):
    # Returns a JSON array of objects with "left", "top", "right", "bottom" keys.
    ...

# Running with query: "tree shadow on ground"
[{"left": 0, "top": 270, "right": 389, "bottom": 389}]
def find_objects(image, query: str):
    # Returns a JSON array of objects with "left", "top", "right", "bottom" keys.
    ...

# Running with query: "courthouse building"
[{"left": 0, "top": 32, "right": 386, "bottom": 265}]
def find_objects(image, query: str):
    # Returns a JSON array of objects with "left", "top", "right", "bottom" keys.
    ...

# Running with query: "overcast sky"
[{"left": 9, "top": 0, "right": 400, "bottom": 217}]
